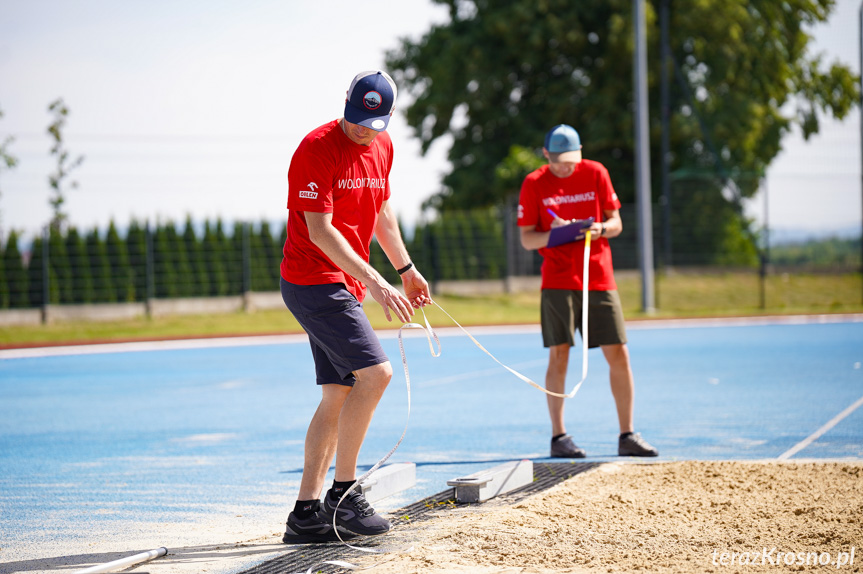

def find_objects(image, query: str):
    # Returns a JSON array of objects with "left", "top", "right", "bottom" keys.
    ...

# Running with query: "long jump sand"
[
  {"left": 2, "top": 460, "right": 860, "bottom": 574},
  {"left": 355, "top": 460, "right": 862, "bottom": 574}
]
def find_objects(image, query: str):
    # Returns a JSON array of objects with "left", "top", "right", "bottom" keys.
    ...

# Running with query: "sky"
[{"left": 0, "top": 0, "right": 860, "bottom": 244}]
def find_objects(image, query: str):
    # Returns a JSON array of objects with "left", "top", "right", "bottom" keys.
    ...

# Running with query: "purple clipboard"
[{"left": 547, "top": 217, "right": 594, "bottom": 248}]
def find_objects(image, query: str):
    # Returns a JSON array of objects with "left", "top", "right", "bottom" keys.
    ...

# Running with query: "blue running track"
[{"left": 1, "top": 315, "right": 862, "bottom": 557}]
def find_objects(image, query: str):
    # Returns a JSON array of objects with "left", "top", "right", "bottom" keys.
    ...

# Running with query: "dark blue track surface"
[{"left": 1, "top": 317, "right": 862, "bottom": 553}]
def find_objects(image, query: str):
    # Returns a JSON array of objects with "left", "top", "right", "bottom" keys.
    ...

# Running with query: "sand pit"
[
  {"left": 3, "top": 460, "right": 860, "bottom": 574},
  {"left": 356, "top": 460, "right": 862, "bottom": 574}
]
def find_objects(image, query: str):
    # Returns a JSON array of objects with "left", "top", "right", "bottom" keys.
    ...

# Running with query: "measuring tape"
[
  {"left": 429, "top": 230, "right": 593, "bottom": 399},
  {"left": 305, "top": 232, "right": 594, "bottom": 571}
]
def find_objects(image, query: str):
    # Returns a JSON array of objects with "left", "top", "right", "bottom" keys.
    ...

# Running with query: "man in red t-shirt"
[
  {"left": 280, "top": 70, "right": 431, "bottom": 544},
  {"left": 518, "top": 124, "right": 658, "bottom": 460}
]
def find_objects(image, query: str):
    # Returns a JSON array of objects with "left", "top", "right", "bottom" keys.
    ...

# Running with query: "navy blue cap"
[{"left": 344, "top": 71, "right": 397, "bottom": 132}]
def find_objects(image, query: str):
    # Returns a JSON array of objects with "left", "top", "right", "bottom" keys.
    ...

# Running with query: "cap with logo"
[
  {"left": 544, "top": 124, "right": 582, "bottom": 163},
  {"left": 344, "top": 70, "right": 398, "bottom": 132}
]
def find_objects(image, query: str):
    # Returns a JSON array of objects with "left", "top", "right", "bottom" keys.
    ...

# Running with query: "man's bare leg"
[
  {"left": 333, "top": 361, "right": 392, "bottom": 482},
  {"left": 546, "top": 344, "right": 570, "bottom": 436},
  {"left": 297, "top": 383, "right": 351, "bottom": 500},
  {"left": 602, "top": 343, "right": 634, "bottom": 433}
]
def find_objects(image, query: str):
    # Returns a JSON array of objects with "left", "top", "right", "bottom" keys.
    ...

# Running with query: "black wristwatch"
[
  {"left": 397, "top": 262, "right": 414, "bottom": 275},
  {"left": 601, "top": 223, "right": 606, "bottom": 236}
]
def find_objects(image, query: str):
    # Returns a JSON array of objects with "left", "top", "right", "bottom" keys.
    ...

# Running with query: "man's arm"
[
  {"left": 374, "top": 201, "right": 431, "bottom": 309},
  {"left": 588, "top": 208, "right": 622, "bottom": 238},
  {"left": 520, "top": 208, "right": 622, "bottom": 250},
  {"left": 519, "top": 215, "right": 573, "bottom": 251},
  {"left": 304, "top": 210, "right": 415, "bottom": 323},
  {"left": 519, "top": 225, "right": 551, "bottom": 251}
]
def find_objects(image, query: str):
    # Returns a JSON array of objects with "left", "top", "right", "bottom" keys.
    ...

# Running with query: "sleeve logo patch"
[{"left": 299, "top": 182, "right": 318, "bottom": 199}]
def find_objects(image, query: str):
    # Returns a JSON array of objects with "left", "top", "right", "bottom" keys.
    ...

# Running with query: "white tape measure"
[{"left": 304, "top": 232, "right": 594, "bottom": 570}]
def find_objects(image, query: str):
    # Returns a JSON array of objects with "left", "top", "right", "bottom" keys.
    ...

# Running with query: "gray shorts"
[
  {"left": 541, "top": 289, "right": 628, "bottom": 348},
  {"left": 280, "top": 278, "right": 389, "bottom": 386}
]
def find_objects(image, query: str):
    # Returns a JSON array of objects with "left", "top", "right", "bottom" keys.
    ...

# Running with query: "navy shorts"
[{"left": 280, "top": 278, "right": 389, "bottom": 386}]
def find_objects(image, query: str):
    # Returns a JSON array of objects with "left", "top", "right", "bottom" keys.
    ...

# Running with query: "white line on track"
[
  {"left": 2, "top": 313, "right": 860, "bottom": 360},
  {"left": 626, "top": 312, "right": 863, "bottom": 331},
  {"left": 0, "top": 333, "right": 311, "bottom": 360},
  {"left": 777, "top": 393, "right": 863, "bottom": 460}
]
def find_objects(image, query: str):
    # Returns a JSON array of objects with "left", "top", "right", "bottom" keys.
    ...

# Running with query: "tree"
[
  {"left": 48, "top": 226, "right": 71, "bottom": 303},
  {"left": 106, "top": 220, "right": 134, "bottom": 302},
  {"left": 47, "top": 98, "right": 84, "bottom": 232},
  {"left": 227, "top": 220, "right": 244, "bottom": 295},
  {"left": 126, "top": 219, "right": 148, "bottom": 301},
  {"left": 164, "top": 220, "right": 193, "bottom": 297},
  {"left": 0, "top": 107, "right": 19, "bottom": 238},
  {"left": 152, "top": 223, "right": 177, "bottom": 299},
  {"left": 65, "top": 226, "right": 94, "bottom": 303},
  {"left": 27, "top": 235, "right": 46, "bottom": 307},
  {"left": 0, "top": 236, "right": 6, "bottom": 308},
  {"left": 248, "top": 222, "right": 271, "bottom": 292},
  {"left": 2, "top": 231, "right": 28, "bottom": 308},
  {"left": 183, "top": 216, "right": 208, "bottom": 297},
  {"left": 385, "top": 0, "right": 858, "bottom": 257},
  {"left": 258, "top": 220, "right": 282, "bottom": 289},
  {"left": 86, "top": 227, "right": 114, "bottom": 303},
  {"left": 668, "top": 169, "right": 760, "bottom": 265},
  {"left": 203, "top": 220, "right": 228, "bottom": 296}
]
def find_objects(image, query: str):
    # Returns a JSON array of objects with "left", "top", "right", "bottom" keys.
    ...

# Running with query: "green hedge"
[{"left": 0, "top": 218, "right": 285, "bottom": 308}]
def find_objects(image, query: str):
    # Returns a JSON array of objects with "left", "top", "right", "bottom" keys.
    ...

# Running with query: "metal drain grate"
[{"left": 241, "top": 461, "right": 601, "bottom": 574}]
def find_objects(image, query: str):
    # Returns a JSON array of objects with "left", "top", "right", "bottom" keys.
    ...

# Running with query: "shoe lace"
[
  {"left": 630, "top": 433, "right": 648, "bottom": 447},
  {"left": 345, "top": 490, "right": 374, "bottom": 517},
  {"left": 625, "top": 433, "right": 654, "bottom": 452}
]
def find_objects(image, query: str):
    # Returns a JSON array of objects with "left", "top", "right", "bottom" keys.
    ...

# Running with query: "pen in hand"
[{"left": 547, "top": 208, "right": 570, "bottom": 226}]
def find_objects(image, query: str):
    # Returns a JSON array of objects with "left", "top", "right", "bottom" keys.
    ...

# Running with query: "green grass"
[
  {"left": 1, "top": 272, "right": 861, "bottom": 348},
  {"left": 622, "top": 271, "right": 863, "bottom": 318}
]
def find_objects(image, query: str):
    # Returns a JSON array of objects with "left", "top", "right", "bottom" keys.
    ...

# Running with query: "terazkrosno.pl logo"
[{"left": 711, "top": 547, "right": 855, "bottom": 568}]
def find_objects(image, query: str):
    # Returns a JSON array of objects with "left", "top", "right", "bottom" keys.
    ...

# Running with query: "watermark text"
[{"left": 711, "top": 547, "right": 855, "bottom": 568}]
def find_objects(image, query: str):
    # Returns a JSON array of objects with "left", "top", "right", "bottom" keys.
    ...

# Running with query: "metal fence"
[
  {"left": 1, "top": 205, "right": 860, "bottom": 317},
  {"left": 0, "top": 219, "right": 284, "bottom": 310}
]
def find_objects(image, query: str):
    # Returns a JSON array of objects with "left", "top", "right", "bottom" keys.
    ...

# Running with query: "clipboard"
[{"left": 547, "top": 217, "right": 594, "bottom": 248}]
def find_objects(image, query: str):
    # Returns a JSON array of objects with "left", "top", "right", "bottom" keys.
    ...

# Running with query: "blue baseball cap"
[
  {"left": 344, "top": 70, "right": 398, "bottom": 132},
  {"left": 544, "top": 124, "right": 582, "bottom": 162}
]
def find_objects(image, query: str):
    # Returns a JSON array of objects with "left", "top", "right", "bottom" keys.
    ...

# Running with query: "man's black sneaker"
[
  {"left": 282, "top": 509, "right": 357, "bottom": 544},
  {"left": 551, "top": 434, "right": 586, "bottom": 458},
  {"left": 322, "top": 489, "right": 391, "bottom": 536},
  {"left": 618, "top": 432, "right": 659, "bottom": 457}
]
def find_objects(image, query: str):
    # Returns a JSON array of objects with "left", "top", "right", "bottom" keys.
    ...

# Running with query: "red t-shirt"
[
  {"left": 280, "top": 120, "right": 393, "bottom": 301},
  {"left": 517, "top": 160, "right": 621, "bottom": 291}
]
